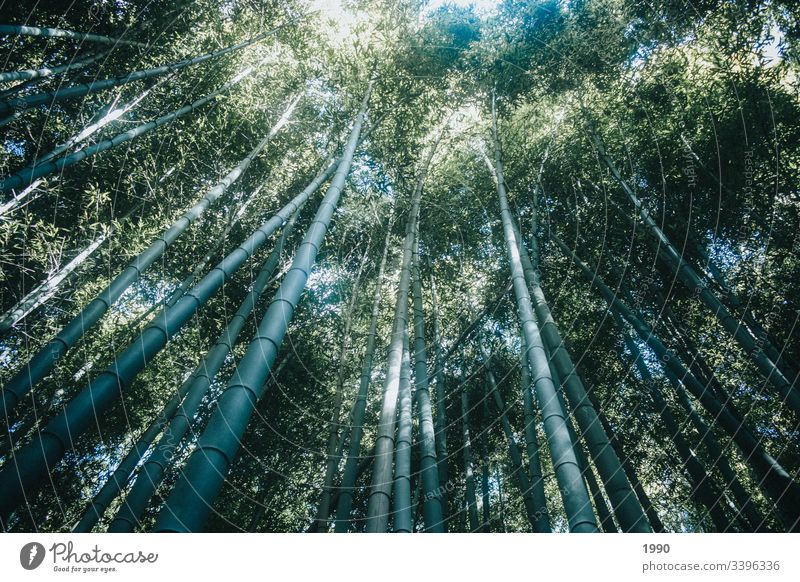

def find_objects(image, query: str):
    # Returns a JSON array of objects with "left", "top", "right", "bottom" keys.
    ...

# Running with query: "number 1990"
[{"left": 643, "top": 543, "right": 670, "bottom": 554}]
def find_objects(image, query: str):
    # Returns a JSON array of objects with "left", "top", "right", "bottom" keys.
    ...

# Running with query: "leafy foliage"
[{"left": 1, "top": 0, "right": 798, "bottom": 533}]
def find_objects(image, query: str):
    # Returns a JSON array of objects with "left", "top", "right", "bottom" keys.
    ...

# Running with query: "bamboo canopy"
[{"left": 0, "top": 0, "right": 797, "bottom": 534}]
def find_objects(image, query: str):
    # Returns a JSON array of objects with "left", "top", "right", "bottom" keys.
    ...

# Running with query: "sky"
[
  {"left": 307, "top": 0, "right": 499, "bottom": 47},
  {"left": 423, "top": 0, "right": 500, "bottom": 15}
]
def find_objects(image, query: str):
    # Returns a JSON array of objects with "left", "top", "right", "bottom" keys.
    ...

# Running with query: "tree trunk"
[
  {"left": 410, "top": 233, "right": 445, "bottom": 531},
  {"left": 611, "top": 188, "right": 798, "bottom": 394},
  {"left": 392, "top": 330, "right": 414, "bottom": 533},
  {"left": 668, "top": 377, "right": 770, "bottom": 531},
  {"left": 589, "top": 128, "right": 800, "bottom": 415},
  {"left": 0, "top": 127, "right": 335, "bottom": 527},
  {"left": 313, "top": 244, "right": 369, "bottom": 531},
  {"left": 334, "top": 206, "right": 395, "bottom": 532},
  {"left": 246, "top": 470, "right": 278, "bottom": 533},
  {"left": 106, "top": 206, "right": 302, "bottom": 532},
  {"left": 552, "top": 232, "right": 800, "bottom": 531},
  {"left": 519, "top": 335, "right": 551, "bottom": 532},
  {"left": 150, "top": 85, "right": 372, "bottom": 532},
  {"left": 0, "top": 22, "right": 293, "bottom": 117},
  {"left": 488, "top": 95, "right": 597, "bottom": 532},
  {"left": 365, "top": 136, "right": 439, "bottom": 533},
  {"left": 0, "top": 94, "right": 300, "bottom": 425},
  {"left": 606, "top": 253, "right": 775, "bottom": 530}
]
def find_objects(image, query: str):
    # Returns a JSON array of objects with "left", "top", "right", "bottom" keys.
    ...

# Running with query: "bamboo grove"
[{"left": 0, "top": 0, "right": 798, "bottom": 533}]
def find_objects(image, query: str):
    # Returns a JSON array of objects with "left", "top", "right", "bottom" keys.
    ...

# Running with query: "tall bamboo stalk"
[
  {"left": 151, "top": 84, "right": 372, "bottom": 532},
  {"left": 0, "top": 50, "right": 109, "bottom": 84},
  {"left": 393, "top": 330, "right": 414, "bottom": 533},
  {"left": 334, "top": 207, "right": 395, "bottom": 531},
  {"left": 600, "top": 248, "right": 775, "bottom": 529},
  {"left": 0, "top": 147, "right": 336, "bottom": 527},
  {"left": 0, "top": 95, "right": 300, "bottom": 424},
  {"left": 0, "top": 201, "right": 143, "bottom": 331},
  {"left": 0, "top": 22, "right": 293, "bottom": 117},
  {"left": 312, "top": 244, "right": 370, "bottom": 531},
  {"left": 519, "top": 335, "right": 551, "bottom": 532},
  {"left": 653, "top": 298, "right": 772, "bottom": 530},
  {"left": 29, "top": 75, "right": 170, "bottom": 174},
  {"left": 544, "top": 354, "right": 616, "bottom": 533},
  {"left": 552, "top": 232, "right": 800, "bottom": 531},
  {"left": 680, "top": 222, "right": 796, "bottom": 380},
  {"left": 460, "top": 359, "right": 480, "bottom": 532},
  {"left": 512, "top": 218, "right": 649, "bottom": 531},
  {"left": 611, "top": 312, "right": 733, "bottom": 530},
  {"left": 668, "top": 374, "right": 770, "bottom": 531},
  {"left": 410, "top": 234, "right": 445, "bottom": 532},
  {"left": 497, "top": 464, "right": 507, "bottom": 532},
  {"left": 107, "top": 205, "right": 303, "bottom": 532},
  {"left": 589, "top": 128, "right": 800, "bottom": 415},
  {"left": 1, "top": 63, "right": 282, "bottom": 193},
  {"left": 0, "top": 179, "right": 42, "bottom": 216},
  {"left": 590, "top": 397, "right": 665, "bottom": 533},
  {"left": 70, "top": 372, "right": 194, "bottom": 532},
  {"left": 488, "top": 95, "right": 597, "bottom": 532},
  {"left": 518, "top": 184, "right": 553, "bottom": 533},
  {"left": 481, "top": 472, "right": 491, "bottom": 531},
  {"left": 480, "top": 341, "right": 545, "bottom": 532},
  {"left": 365, "top": 138, "right": 439, "bottom": 533},
  {"left": 428, "top": 270, "right": 450, "bottom": 527},
  {"left": 0, "top": 24, "right": 149, "bottom": 47}
]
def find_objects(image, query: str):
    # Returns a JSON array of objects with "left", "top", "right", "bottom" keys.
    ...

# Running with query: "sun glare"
[
  {"left": 306, "top": 0, "right": 499, "bottom": 47},
  {"left": 423, "top": 0, "right": 500, "bottom": 16},
  {"left": 307, "top": 0, "right": 371, "bottom": 46}
]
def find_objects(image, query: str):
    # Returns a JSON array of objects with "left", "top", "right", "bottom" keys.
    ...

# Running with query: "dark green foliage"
[{"left": 1, "top": 0, "right": 797, "bottom": 533}]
